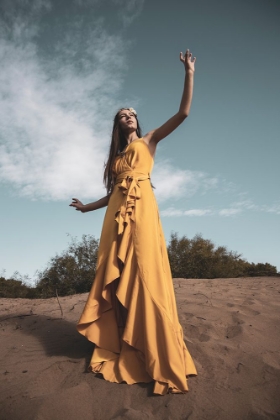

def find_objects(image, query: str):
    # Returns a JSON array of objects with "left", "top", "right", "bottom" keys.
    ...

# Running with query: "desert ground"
[{"left": 1, "top": 277, "right": 280, "bottom": 420}]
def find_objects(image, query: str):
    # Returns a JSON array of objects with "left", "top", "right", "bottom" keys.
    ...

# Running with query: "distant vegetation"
[
  {"left": 1, "top": 233, "right": 278, "bottom": 299},
  {"left": 1, "top": 235, "right": 98, "bottom": 299},
  {"left": 168, "top": 233, "right": 278, "bottom": 279}
]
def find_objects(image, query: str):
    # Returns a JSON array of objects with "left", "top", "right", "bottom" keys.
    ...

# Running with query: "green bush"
[
  {"left": 35, "top": 234, "right": 99, "bottom": 298},
  {"left": 0, "top": 276, "right": 38, "bottom": 298},
  {"left": 167, "top": 232, "right": 277, "bottom": 279}
]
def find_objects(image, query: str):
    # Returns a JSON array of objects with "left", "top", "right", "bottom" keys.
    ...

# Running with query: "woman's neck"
[{"left": 125, "top": 132, "right": 139, "bottom": 145}]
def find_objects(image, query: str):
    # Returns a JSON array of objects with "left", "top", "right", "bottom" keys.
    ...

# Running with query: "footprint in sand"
[
  {"left": 240, "top": 307, "right": 260, "bottom": 316},
  {"left": 242, "top": 298, "right": 255, "bottom": 306},
  {"left": 185, "top": 324, "right": 210, "bottom": 342},
  {"left": 225, "top": 312, "right": 244, "bottom": 339},
  {"left": 181, "top": 312, "right": 194, "bottom": 321},
  {"left": 226, "top": 325, "right": 242, "bottom": 339}
]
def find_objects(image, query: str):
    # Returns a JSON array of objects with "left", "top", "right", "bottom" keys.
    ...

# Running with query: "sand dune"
[{"left": 1, "top": 277, "right": 280, "bottom": 420}]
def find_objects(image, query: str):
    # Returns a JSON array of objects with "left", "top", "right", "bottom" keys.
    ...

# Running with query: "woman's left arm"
[{"left": 145, "top": 49, "right": 196, "bottom": 145}]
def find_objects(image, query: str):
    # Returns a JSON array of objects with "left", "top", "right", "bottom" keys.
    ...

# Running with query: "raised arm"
[
  {"left": 144, "top": 49, "right": 196, "bottom": 147},
  {"left": 69, "top": 195, "right": 110, "bottom": 213}
]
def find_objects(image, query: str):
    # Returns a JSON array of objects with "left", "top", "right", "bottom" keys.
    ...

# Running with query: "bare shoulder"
[{"left": 142, "top": 131, "right": 157, "bottom": 158}]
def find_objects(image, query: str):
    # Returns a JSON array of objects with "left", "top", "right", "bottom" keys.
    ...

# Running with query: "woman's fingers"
[
  {"left": 180, "top": 49, "right": 196, "bottom": 63},
  {"left": 70, "top": 203, "right": 81, "bottom": 211},
  {"left": 69, "top": 198, "right": 81, "bottom": 207}
]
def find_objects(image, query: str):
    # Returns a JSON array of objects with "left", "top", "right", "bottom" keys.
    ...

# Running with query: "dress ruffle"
[{"left": 114, "top": 171, "right": 150, "bottom": 235}]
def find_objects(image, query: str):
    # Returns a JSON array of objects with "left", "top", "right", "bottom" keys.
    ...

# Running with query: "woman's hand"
[
  {"left": 69, "top": 198, "right": 86, "bottom": 212},
  {"left": 69, "top": 195, "right": 110, "bottom": 213},
  {"left": 180, "top": 49, "right": 196, "bottom": 74}
]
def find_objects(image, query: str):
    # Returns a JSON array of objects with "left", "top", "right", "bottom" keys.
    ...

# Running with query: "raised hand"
[
  {"left": 69, "top": 198, "right": 86, "bottom": 212},
  {"left": 180, "top": 49, "right": 196, "bottom": 74}
]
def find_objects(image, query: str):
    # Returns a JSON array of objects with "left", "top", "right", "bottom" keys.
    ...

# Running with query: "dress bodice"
[{"left": 112, "top": 138, "right": 154, "bottom": 178}]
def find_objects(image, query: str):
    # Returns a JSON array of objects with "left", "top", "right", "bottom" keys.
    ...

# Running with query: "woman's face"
[{"left": 118, "top": 109, "right": 137, "bottom": 132}]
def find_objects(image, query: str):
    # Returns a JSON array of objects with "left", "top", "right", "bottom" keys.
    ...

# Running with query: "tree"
[
  {"left": 35, "top": 234, "right": 99, "bottom": 298},
  {"left": 167, "top": 232, "right": 278, "bottom": 279}
]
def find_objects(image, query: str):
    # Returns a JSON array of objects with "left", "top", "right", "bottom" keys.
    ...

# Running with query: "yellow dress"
[{"left": 77, "top": 138, "right": 197, "bottom": 395}]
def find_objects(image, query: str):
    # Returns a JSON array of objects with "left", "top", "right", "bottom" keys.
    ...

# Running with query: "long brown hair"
[{"left": 103, "top": 109, "right": 142, "bottom": 194}]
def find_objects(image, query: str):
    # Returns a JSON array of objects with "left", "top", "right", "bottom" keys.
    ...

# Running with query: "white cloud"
[
  {"left": 264, "top": 204, "right": 280, "bottom": 214},
  {"left": 113, "top": 0, "right": 145, "bottom": 27},
  {"left": 227, "top": 200, "right": 280, "bottom": 215},
  {"left": 184, "top": 209, "right": 212, "bottom": 216},
  {"left": 74, "top": 0, "right": 99, "bottom": 5},
  {"left": 161, "top": 207, "right": 242, "bottom": 218},
  {"left": 218, "top": 208, "right": 242, "bottom": 217},
  {"left": 230, "top": 199, "right": 258, "bottom": 210},
  {"left": 161, "top": 207, "right": 213, "bottom": 217},
  {"left": 161, "top": 199, "right": 280, "bottom": 218},
  {"left": 161, "top": 208, "right": 184, "bottom": 217},
  {"left": 0, "top": 2, "right": 130, "bottom": 201},
  {"left": 152, "top": 160, "right": 220, "bottom": 202}
]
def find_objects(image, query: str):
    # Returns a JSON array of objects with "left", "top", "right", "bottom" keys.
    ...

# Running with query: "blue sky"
[{"left": 1, "top": 0, "right": 279, "bottom": 282}]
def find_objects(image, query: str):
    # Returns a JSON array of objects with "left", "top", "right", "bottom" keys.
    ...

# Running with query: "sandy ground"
[{"left": 0, "top": 277, "right": 280, "bottom": 420}]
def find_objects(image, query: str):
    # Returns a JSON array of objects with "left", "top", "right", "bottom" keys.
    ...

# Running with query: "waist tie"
[{"left": 114, "top": 171, "right": 150, "bottom": 235}]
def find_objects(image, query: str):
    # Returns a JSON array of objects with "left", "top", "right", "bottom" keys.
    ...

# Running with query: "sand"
[{"left": 0, "top": 277, "right": 280, "bottom": 420}]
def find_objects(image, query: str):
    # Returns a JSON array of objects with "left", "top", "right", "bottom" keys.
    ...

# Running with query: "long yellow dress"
[{"left": 77, "top": 138, "right": 197, "bottom": 395}]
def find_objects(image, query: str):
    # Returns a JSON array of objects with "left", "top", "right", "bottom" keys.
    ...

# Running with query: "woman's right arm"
[{"left": 69, "top": 195, "right": 110, "bottom": 213}]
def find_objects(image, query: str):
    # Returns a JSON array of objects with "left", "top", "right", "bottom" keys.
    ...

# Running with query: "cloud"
[
  {"left": 152, "top": 161, "right": 220, "bottom": 202},
  {"left": 161, "top": 199, "right": 280, "bottom": 218},
  {"left": 227, "top": 200, "right": 280, "bottom": 215},
  {"left": 0, "top": 0, "right": 51, "bottom": 20},
  {"left": 161, "top": 207, "right": 213, "bottom": 217},
  {"left": 230, "top": 200, "right": 258, "bottom": 211},
  {"left": 113, "top": 0, "right": 145, "bottom": 27},
  {"left": 160, "top": 208, "right": 184, "bottom": 217},
  {"left": 73, "top": 0, "right": 99, "bottom": 5},
  {"left": 264, "top": 204, "right": 280, "bottom": 215},
  {"left": 161, "top": 207, "right": 242, "bottom": 217},
  {"left": 0, "top": 1, "right": 131, "bottom": 200},
  {"left": 161, "top": 207, "right": 241, "bottom": 218},
  {"left": 218, "top": 208, "right": 242, "bottom": 217},
  {"left": 184, "top": 209, "right": 212, "bottom": 216}
]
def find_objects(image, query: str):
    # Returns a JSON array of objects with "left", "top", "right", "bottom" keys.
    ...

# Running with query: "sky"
[{"left": 0, "top": 0, "right": 279, "bottom": 283}]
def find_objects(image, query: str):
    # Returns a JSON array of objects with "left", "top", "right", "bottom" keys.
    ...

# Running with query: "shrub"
[
  {"left": 35, "top": 234, "right": 99, "bottom": 298},
  {"left": 167, "top": 232, "right": 277, "bottom": 279}
]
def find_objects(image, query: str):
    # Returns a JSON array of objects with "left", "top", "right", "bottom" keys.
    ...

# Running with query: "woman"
[{"left": 70, "top": 49, "right": 197, "bottom": 395}]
